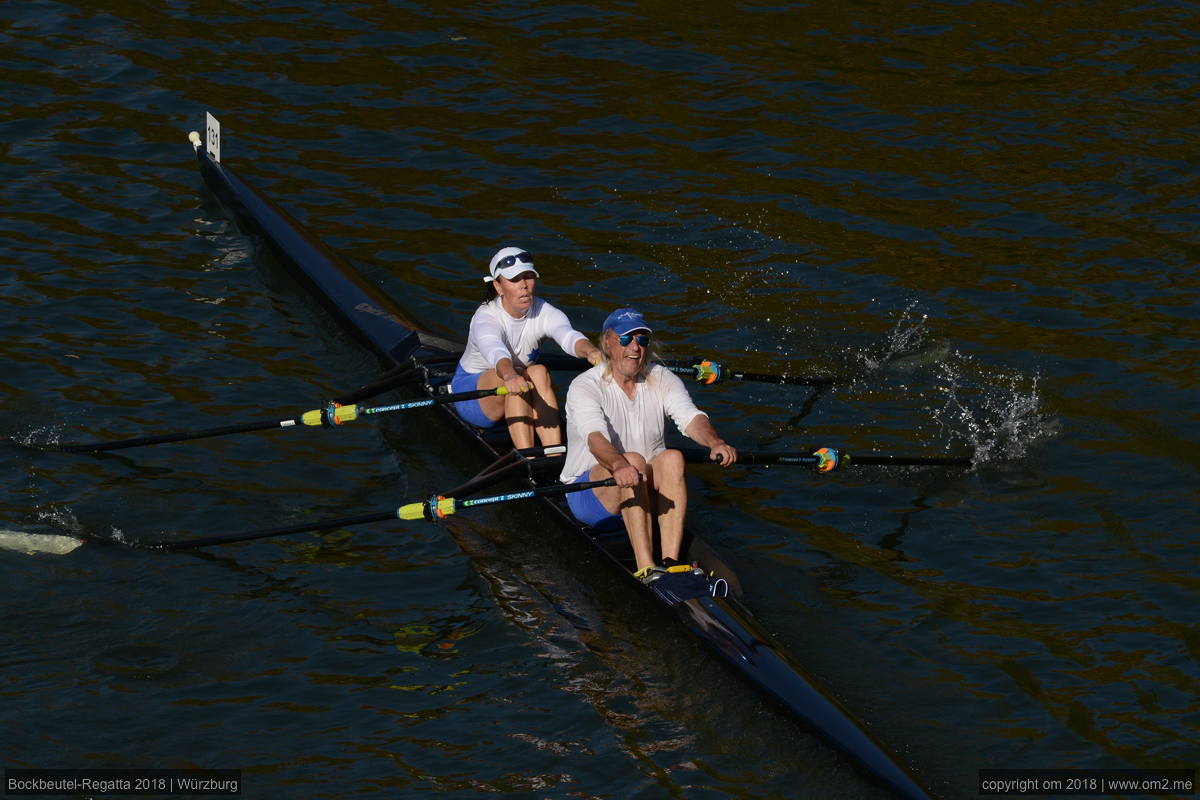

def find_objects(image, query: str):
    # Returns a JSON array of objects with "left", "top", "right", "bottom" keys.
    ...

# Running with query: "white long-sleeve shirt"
[
  {"left": 457, "top": 297, "right": 587, "bottom": 374},
  {"left": 560, "top": 363, "right": 707, "bottom": 482}
]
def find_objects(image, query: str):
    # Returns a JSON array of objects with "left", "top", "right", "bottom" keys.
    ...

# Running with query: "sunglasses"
[
  {"left": 616, "top": 332, "right": 650, "bottom": 347},
  {"left": 495, "top": 252, "right": 533, "bottom": 270}
]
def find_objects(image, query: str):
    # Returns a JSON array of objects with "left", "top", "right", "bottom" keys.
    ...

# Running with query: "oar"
[
  {"left": 663, "top": 359, "right": 840, "bottom": 387},
  {"left": 154, "top": 477, "right": 616, "bottom": 550},
  {"left": 440, "top": 445, "right": 567, "bottom": 499},
  {"left": 61, "top": 386, "right": 517, "bottom": 453},
  {"left": 531, "top": 354, "right": 842, "bottom": 387},
  {"left": 681, "top": 447, "right": 973, "bottom": 471},
  {"left": 417, "top": 352, "right": 842, "bottom": 387}
]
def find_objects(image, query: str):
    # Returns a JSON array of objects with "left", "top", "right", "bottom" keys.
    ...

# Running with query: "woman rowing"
[{"left": 453, "top": 247, "right": 602, "bottom": 449}]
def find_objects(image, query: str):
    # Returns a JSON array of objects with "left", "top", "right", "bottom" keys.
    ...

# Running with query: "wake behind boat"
[{"left": 186, "top": 113, "right": 933, "bottom": 800}]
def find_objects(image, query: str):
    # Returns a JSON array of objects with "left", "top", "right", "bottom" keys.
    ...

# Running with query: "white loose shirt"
[
  {"left": 560, "top": 363, "right": 707, "bottom": 482},
  {"left": 457, "top": 297, "right": 587, "bottom": 374}
]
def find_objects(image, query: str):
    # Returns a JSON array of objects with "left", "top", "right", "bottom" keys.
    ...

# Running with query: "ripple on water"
[{"left": 91, "top": 642, "right": 183, "bottom": 680}]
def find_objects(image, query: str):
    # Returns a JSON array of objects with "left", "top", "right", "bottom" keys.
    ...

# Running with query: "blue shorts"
[
  {"left": 565, "top": 471, "right": 624, "bottom": 531},
  {"left": 451, "top": 364, "right": 499, "bottom": 429}
]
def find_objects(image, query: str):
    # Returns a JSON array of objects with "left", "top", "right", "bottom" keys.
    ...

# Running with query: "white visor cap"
[{"left": 486, "top": 247, "right": 539, "bottom": 282}]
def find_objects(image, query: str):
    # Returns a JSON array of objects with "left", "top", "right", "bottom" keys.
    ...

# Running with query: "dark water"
[{"left": 2, "top": 2, "right": 1197, "bottom": 798}]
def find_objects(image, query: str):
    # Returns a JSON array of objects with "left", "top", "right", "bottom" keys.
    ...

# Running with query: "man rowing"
[
  {"left": 559, "top": 308, "right": 738, "bottom": 582},
  {"left": 453, "top": 247, "right": 602, "bottom": 449}
]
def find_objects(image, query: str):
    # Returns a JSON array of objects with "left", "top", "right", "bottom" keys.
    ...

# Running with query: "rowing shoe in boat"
[{"left": 187, "top": 114, "right": 933, "bottom": 800}]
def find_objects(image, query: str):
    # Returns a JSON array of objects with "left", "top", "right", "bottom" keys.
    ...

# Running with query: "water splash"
[
  {"left": 847, "top": 304, "right": 1058, "bottom": 465},
  {"left": 10, "top": 424, "right": 65, "bottom": 450},
  {"left": 931, "top": 355, "right": 1060, "bottom": 464},
  {"left": 93, "top": 524, "right": 133, "bottom": 548},
  {"left": 860, "top": 303, "right": 935, "bottom": 372}
]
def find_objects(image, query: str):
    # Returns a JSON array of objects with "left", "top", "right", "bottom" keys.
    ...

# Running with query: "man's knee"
[
  {"left": 624, "top": 451, "right": 649, "bottom": 471},
  {"left": 654, "top": 448, "right": 685, "bottom": 474}
]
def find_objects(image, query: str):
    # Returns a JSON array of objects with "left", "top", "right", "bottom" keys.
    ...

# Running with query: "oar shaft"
[
  {"left": 726, "top": 370, "right": 837, "bottom": 387},
  {"left": 403, "top": 478, "right": 615, "bottom": 520},
  {"left": 459, "top": 478, "right": 613, "bottom": 509},
  {"left": 681, "top": 448, "right": 973, "bottom": 468},
  {"left": 158, "top": 477, "right": 616, "bottom": 549},
  {"left": 361, "top": 387, "right": 504, "bottom": 416},
  {"left": 844, "top": 454, "right": 973, "bottom": 467},
  {"left": 156, "top": 509, "right": 399, "bottom": 550},
  {"left": 683, "top": 449, "right": 822, "bottom": 466},
  {"left": 737, "top": 452, "right": 819, "bottom": 466},
  {"left": 62, "top": 417, "right": 300, "bottom": 453},
  {"left": 63, "top": 387, "right": 508, "bottom": 453},
  {"left": 441, "top": 445, "right": 567, "bottom": 499},
  {"left": 666, "top": 360, "right": 840, "bottom": 387},
  {"left": 419, "top": 352, "right": 840, "bottom": 387}
]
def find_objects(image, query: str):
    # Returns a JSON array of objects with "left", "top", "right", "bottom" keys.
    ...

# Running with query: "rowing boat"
[
  {"left": 187, "top": 114, "right": 933, "bottom": 800},
  {"left": 188, "top": 114, "right": 934, "bottom": 800}
]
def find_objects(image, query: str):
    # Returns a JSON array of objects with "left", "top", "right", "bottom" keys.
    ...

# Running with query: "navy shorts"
[
  {"left": 565, "top": 471, "right": 624, "bottom": 531},
  {"left": 451, "top": 364, "right": 499, "bottom": 429}
]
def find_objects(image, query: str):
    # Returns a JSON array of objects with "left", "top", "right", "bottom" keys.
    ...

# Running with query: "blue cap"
[{"left": 602, "top": 307, "right": 652, "bottom": 336}]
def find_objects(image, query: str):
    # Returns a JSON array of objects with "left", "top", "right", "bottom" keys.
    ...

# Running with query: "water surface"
[{"left": 1, "top": 2, "right": 1196, "bottom": 798}]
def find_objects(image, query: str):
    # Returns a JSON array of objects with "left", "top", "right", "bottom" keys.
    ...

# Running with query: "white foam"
[{"left": 0, "top": 530, "right": 85, "bottom": 555}]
